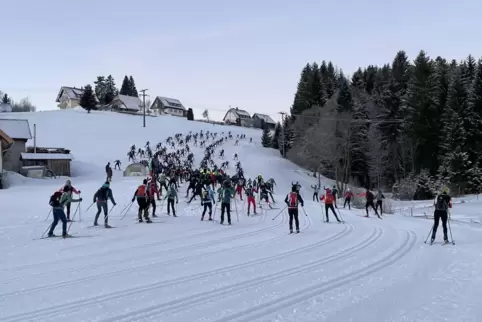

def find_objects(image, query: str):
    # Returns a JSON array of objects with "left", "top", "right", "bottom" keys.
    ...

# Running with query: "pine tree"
[
  {"left": 119, "top": 76, "right": 130, "bottom": 96},
  {"left": 104, "top": 75, "right": 117, "bottom": 104},
  {"left": 336, "top": 74, "right": 352, "bottom": 112},
  {"left": 290, "top": 64, "right": 313, "bottom": 117},
  {"left": 186, "top": 108, "right": 194, "bottom": 120},
  {"left": 1, "top": 93, "right": 11, "bottom": 104},
  {"left": 79, "top": 84, "right": 97, "bottom": 113},
  {"left": 94, "top": 76, "right": 106, "bottom": 105},
  {"left": 271, "top": 122, "right": 281, "bottom": 149},
  {"left": 129, "top": 76, "right": 138, "bottom": 97},
  {"left": 261, "top": 126, "right": 272, "bottom": 147}
]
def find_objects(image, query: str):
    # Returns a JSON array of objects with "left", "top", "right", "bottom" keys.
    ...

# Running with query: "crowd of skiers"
[{"left": 45, "top": 130, "right": 455, "bottom": 243}]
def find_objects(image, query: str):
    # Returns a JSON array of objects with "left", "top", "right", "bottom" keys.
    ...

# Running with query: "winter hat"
[
  {"left": 66, "top": 179, "right": 71, "bottom": 186},
  {"left": 143, "top": 179, "right": 147, "bottom": 185},
  {"left": 291, "top": 186, "right": 297, "bottom": 192}
]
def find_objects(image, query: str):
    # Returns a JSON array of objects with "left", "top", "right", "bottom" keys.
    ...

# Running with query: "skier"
[
  {"left": 431, "top": 190, "right": 452, "bottom": 244},
  {"left": 331, "top": 185, "right": 339, "bottom": 208},
  {"left": 114, "top": 160, "right": 121, "bottom": 170},
  {"left": 105, "top": 162, "right": 113, "bottom": 182},
  {"left": 158, "top": 172, "right": 169, "bottom": 195},
  {"left": 285, "top": 185, "right": 304, "bottom": 233},
  {"left": 375, "top": 190, "right": 385, "bottom": 215},
  {"left": 166, "top": 182, "right": 178, "bottom": 216},
  {"left": 344, "top": 189, "right": 354, "bottom": 210},
  {"left": 93, "top": 181, "right": 116, "bottom": 227},
  {"left": 188, "top": 181, "right": 204, "bottom": 203},
  {"left": 245, "top": 184, "right": 257, "bottom": 215},
  {"left": 132, "top": 179, "right": 152, "bottom": 223},
  {"left": 359, "top": 189, "right": 380, "bottom": 218},
  {"left": 58, "top": 179, "right": 81, "bottom": 221},
  {"left": 311, "top": 184, "right": 320, "bottom": 202},
  {"left": 200, "top": 190, "right": 215, "bottom": 221},
  {"left": 48, "top": 190, "right": 82, "bottom": 238},
  {"left": 320, "top": 188, "right": 341, "bottom": 223},
  {"left": 147, "top": 179, "right": 160, "bottom": 217},
  {"left": 219, "top": 181, "right": 234, "bottom": 225}
]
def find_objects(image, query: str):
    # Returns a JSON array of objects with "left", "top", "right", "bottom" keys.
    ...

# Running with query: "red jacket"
[
  {"left": 320, "top": 193, "right": 335, "bottom": 204},
  {"left": 58, "top": 185, "right": 80, "bottom": 194},
  {"left": 344, "top": 191, "right": 354, "bottom": 199},
  {"left": 147, "top": 182, "right": 160, "bottom": 199}
]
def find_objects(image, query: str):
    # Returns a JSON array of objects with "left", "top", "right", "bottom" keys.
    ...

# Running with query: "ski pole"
[
  {"left": 424, "top": 224, "right": 434, "bottom": 244},
  {"left": 67, "top": 202, "right": 82, "bottom": 233},
  {"left": 120, "top": 201, "right": 134, "bottom": 220},
  {"left": 45, "top": 208, "right": 52, "bottom": 221},
  {"left": 447, "top": 217, "right": 455, "bottom": 244},
  {"left": 104, "top": 204, "right": 117, "bottom": 222},
  {"left": 234, "top": 197, "right": 239, "bottom": 222},
  {"left": 337, "top": 208, "right": 346, "bottom": 223},
  {"left": 85, "top": 202, "right": 95, "bottom": 212},
  {"left": 40, "top": 223, "right": 52, "bottom": 238},
  {"left": 78, "top": 192, "right": 82, "bottom": 223},
  {"left": 271, "top": 206, "right": 287, "bottom": 220},
  {"left": 301, "top": 206, "right": 308, "bottom": 217}
]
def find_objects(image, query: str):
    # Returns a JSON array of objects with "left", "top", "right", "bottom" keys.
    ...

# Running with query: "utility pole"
[
  {"left": 279, "top": 111, "right": 286, "bottom": 158},
  {"left": 139, "top": 89, "right": 149, "bottom": 127}
]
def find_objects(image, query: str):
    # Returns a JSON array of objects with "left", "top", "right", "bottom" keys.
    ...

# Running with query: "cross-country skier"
[
  {"left": 114, "top": 160, "right": 121, "bottom": 170},
  {"left": 375, "top": 190, "right": 385, "bottom": 214},
  {"left": 132, "top": 179, "right": 152, "bottom": 223},
  {"left": 201, "top": 190, "right": 215, "bottom": 221},
  {"left": 58, "top": 179, "right": 81, "bottom": 221},
  {"left": 331, "top": 185, "right": 339, "bottom": 208},
  {"left": 311, "top": 184, "right": 320, "bottom": 202},
  {"left": 48, "top": 190, "right": 82, "bottom": 238},
  {"left": 245, "top": 184, "right": 257, "bottom": 215},
  {"left": 93, "top": 182, "right": 116, "bottom": 227},
  {"left": 431, "top": 190, "right": 452, "bottom": 244},
  {"left": 147, "top": 179, "right": 160, "bottom": 217},
  {"left": 219, "top": 181, "right": 234, "bottom": 225},
  {"left": 166, "top": 182, "right": 178, "bottom": 216},
  {"left": 285, "top": 185, "right": 304, "bottom": 233},
  {"left": 359, "top": 189, "right": 381, "bottom": 218},
  {"left": 105, "top": 162, "right": 113, "bottom": 182},
  {"left": 158, "top": 173, "right": 168, "bottom": 195},
  {"left": 320, "top": 189, "right": 341, "bottom": 223},
  {"left": 188, "top": 181, "right": 204, "bottom": 203},
  {"left": 344, "top": 189, "right": 354, "bottom": 210}
]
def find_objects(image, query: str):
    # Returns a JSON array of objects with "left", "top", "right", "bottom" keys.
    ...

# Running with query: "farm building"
[
  {"left": 20, "top": 147, "right": 73, "bottom": 177},
  {"left": 0, "top": 118, "right": 32, "bottom": 172}
]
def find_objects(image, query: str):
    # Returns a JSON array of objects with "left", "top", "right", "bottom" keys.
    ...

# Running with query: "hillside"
[{"left": 0, "top": 109, "right": 482, "bottom": 321}]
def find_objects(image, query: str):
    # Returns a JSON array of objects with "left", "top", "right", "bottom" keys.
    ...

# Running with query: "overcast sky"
[{"left": 1, "top": 0, "right": 481, "bottom": 121}]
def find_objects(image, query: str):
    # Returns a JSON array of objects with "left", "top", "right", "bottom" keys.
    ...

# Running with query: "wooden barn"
[{"left": 20, "top": 147, "right": 73, "bottom": 177}]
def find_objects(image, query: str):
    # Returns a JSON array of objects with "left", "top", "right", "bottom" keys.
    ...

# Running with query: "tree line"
[
  {"left": 263, "top": 51, "right": 482, "bottom": 199},
  {"left": 0, "top": 90, "right": 37, "bottom": 112},
  {"left": 79, "top": 75, "right": 139, "bottom": 111}
]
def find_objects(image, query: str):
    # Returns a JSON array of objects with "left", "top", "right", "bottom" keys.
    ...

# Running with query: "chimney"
[{"left": 235, "top": 107, "right": 239, "bottom": 110}]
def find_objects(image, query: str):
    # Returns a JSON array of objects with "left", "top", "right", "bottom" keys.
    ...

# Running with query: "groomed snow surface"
[{"left": 1, "top": 109, "right": 482, "bottom": 322}]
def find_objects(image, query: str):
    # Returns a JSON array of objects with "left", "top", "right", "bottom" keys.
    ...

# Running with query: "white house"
[
  {"left": 150, "top": 96, "right": 186, "bottom": 117},
  {"left": 223, "top": 107, "right": 252, "bottom": 126},
  {"left": 56, "top": 86, "right": 85, "bottom": 109},
  {"left": 0, "top": 103, "right": 12, "bottom": 113},
  {"left": 110, "top": 94, "right": 142, "bottom": 113}
]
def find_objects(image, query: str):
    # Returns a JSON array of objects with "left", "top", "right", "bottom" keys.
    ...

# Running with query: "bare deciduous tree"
[{"left": 367, "top": 124, "right": 388, "bottom": 188}]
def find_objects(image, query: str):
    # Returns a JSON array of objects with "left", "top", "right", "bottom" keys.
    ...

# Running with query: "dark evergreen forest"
[{"left": 262, "top": 51, "right": 482, "bottom": 199}]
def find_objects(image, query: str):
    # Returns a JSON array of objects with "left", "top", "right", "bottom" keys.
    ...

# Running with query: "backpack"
[
  {"left": 136, "top": 185, "right": 147, "bottom": 197},
  {"left": 288, "top": 192, "right": 298, "bottom": 207},
  {"left": 435, "top": 195, "right": 448, "bottom": 211},
  {"left": 50, "top": 191, "right": 62, "bottom": 205}
]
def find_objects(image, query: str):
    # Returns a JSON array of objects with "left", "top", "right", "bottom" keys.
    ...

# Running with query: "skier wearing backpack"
[
  {"left": 431, "top": 190, "right": 452, "bottom": 244},
  {"left": 166, "top": 183, "right": 178, "bottom": 216},
  {"left": 285, "top": 185, "right": 304, "bottom": 233},
  {"left": 200, "top": 190, "right": 215, "bottom": 221},
  {"left": 93, "top": 182, "right": 116, "bottom": 227},
  {"left": 245, "top": 184, "right": 257, "bottom": 215},
  {"left": 320, "top": 188, "right": 341, "bottom": 223},
  {"left": 48, "top": 190, "right": 82, "bottom": 238},
  {"left": 131, "top": 179, "right": 152, "bottom": 223}
]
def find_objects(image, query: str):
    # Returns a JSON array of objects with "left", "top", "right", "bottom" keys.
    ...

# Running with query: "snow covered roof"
[
  {"left": 155, "top": 96, "right": 186, "bottom": 110},
  {"left": 56, "top": 86, "right": 84, "bottom": 102},
  {"left": 114, "top": 95, "right": 142, "bottom": 111},
  {"left": 0, "top": 119, "right": 32, "bottom": 140},
  {"left": 253, "top": 113, "right": 275, "bottom": 124},
  {"left": 0, "top": 103, "right": 12, "bottom": 113},
  {"left": 231, "top": 108, "right": 250, "bottom": 117},
  {"left": 20, "top": 153, "right": 73, "bottom": 160}
]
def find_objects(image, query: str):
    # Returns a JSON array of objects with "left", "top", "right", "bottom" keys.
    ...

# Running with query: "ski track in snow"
[{"left": 1, "top": 110, "right": 482, "bottom": 321}]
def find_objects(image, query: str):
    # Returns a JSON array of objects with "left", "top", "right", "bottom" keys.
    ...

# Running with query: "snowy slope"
[{"left": 1, "top": 110, "right": 482, "bottom": 322}]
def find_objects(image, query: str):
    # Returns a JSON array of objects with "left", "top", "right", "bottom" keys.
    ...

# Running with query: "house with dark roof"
[
  {"left": 110, "top": 94, "right": 142, "bottom": 113},
  {"left": 223, "top": 107, "right": 253, "bottom": 127},
  {"left": 150, "top": 96, "right": 186, "bottom": 117},
  {"left": 252, "top": 113, "right": 276, "bottom": 129},
  {"left": 56, "top": 86, "right": 85, "bottom": 109},
  {"left": 0, "top": 129, "right": 14, "bottom": 188},
  {"left": 0, "top": 118, "right": 32, "bottom": 173}
]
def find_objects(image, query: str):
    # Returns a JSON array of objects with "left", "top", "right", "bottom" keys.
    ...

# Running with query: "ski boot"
[{"left": 105, "top": 224, "right": 112, "bottom": 228}]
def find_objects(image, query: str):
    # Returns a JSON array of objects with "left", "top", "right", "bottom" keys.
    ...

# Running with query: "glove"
[
  {"left": 113, "top": 202, "right": 117, "bottom": 206},
  {"left": 301, "top": 203, "right": 304, "bottom": 207},
  {"left": 201, "top": 203, "right": 204, "bottom": 206},
  {"left": 131, "top": 198, "right": 135, "bottom": 202},
  {"left": 79, "top": 198, "right": 83, "bottom": 202},
  {"left": 78, "top": 190, "right": 81, "bottom": 193},
  {"left": 93, "top": 199, "right": 96, "bottom": 203},
  {"left": 176, "top": 200, "right": 178, "bottom": 204}
]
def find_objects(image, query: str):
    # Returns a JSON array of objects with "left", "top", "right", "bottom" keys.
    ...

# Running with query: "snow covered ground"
[{"left": 1, "top": 109, "right": 482, "bottom": 322}]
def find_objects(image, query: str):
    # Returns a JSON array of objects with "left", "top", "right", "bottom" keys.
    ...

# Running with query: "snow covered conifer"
[
  {"left": 94, "top": 76, "right": 106, "bottom": 105},
  {"left": 271, "top": 122, "right": 281, "bottom": 150},
  {"left": 104, "top": 75, "right": 117, "bottom": 105},
  {"left": 129, "top": 76, "right": 138, "bottom": 97},
  {"left": 80, "top": 84, "right": 96, "bottom": 113},
  {"left": 119, "top": 76, "right": 130, "bottom": 96},
  {"left": 261, "top": 125, "right": 272, "bottom": 148}
]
